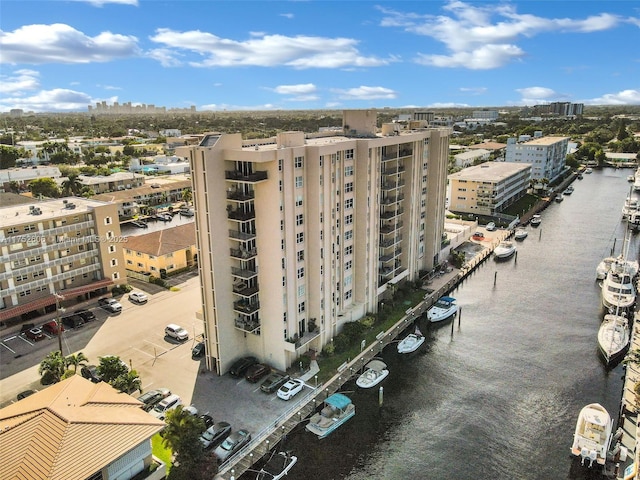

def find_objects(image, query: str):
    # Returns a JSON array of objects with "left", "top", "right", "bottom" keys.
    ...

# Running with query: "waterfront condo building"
[
  {"left": 504, "top": 136, "right": 570, "bottom": 182},
  {"left": 448, "top": 162, "right": 532, "bottom": 216},
  {"left": 0, "top": 197, "right": 126, "bottom": 324},
  {"left": 178, "top": 110, "right": 451, "bottom": 374}
]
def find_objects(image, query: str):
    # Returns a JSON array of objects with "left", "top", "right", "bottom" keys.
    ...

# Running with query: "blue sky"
[{"left": 1, "top": 0, "right": 639, "bottom": 113}]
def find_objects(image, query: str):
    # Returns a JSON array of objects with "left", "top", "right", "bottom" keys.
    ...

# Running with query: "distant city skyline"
[{"left": 1, "top": 0, "right": 639, "bottom": 113}]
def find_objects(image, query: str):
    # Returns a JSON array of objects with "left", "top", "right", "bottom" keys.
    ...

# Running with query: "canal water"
[{"left": 267, "top": 168, "right": 639, "bottom": 480}]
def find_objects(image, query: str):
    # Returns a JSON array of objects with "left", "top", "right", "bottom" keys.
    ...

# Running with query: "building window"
[
  {"left": 107, "top": 231, "right": 114, "bottom": 239},
  {"left": 19, "top": 290, "right": 32, "bottom": 297},
  {"left": 108, "top": 245, "right": 116, "bottom": 253},
  {"left": 7, "top": 227, "right": 19, "bottom": 234},
  {"left": 345, "top": 198, "right": 353, "bottom": 209},
  {"left": 298, "top": 285, "right": 305, "bottom": 297},
  {"left": 278, "top": 159, "right": 283, "bottom": 171},
  {"left": 110, "top": 259, "right": 118, "bottom": 267},
  {"left": 296, "top": 195, "right": 303, "bottom": 207},
  {"left": 297, "top": 267, "right": 305, "bottom": 279},
  {"left": 345, "top": 149, "right": 354, "bottom": 159},
  {"left": 126, "top": 249, "right": 132, "bottom": 254},
  {"left": 282, "top": 258, "right": 286, "bottom": 269},
  {"left": 345, "top": 230, "right": 353, "bottom": 241},
  {"left": 295, "top": 176, "right": 303, "bottom": 188},
  {"left": 279, "top": 180, "right": 283, "bottom": 192},
  {"left": 345, "top": 182, "right": 353, "bottom": 193},
  {"left": 345, "top": 245, "right": 353, "bottom": 256},
  {"left": 136, "top": 252, "right": 142, "bottom": 257},
  {"left": 344, "top": 290, "right": 352, "bottom": 300},
  {"left": 13, "top": 259, "right": 27, "bottom": 268},
  {"left": 150, "top": 266, "right": 157, "bottom": 271},
  {"left": 112, "top": 272, "right": 119, "bottom": 280},
  {"left": 345, "top": 165, "right": 353, "bottom": 176},
  {"left": 296, "top": 214, "right": 304, "bottom": 226},
  {"left": 294, "top": 156, "right": 304, "bottom": 168},
  {"left": 297, "top": 250, "right": 304, "bottom": 262},
  {"left": 24, "top": 224, "right": 36, "bottom": 231},
  {"left": 16, "top": 274, "right": 28, "bottom": 282},
  {"left": 298, "top": 302, "right": 306, "bottom": 313},
  {"left": 345, "top": 259, "right": 352, "bottom": 270},
  {"left": 282, "top": 276, "right": 286, "bottom": 287},
  {"left": 105, "top": 217, "right": 112, "bottom": 225},
  {"left": 345, "top": 214, "right": 353, "bottom": 225},
  {"left": 137, "top": 262, "right": 143, "bottom": 268},
  {"left": 36, "top": 285, "right": 47, "bottom": 292},
  {"left": 280, "top": 220, "right": 284, "bottom": 231},
  {"left": 127, "top": 260, "right": 133, "bottom": 265},
  {"left": 33, "top": 271, "right": 45, "bottom": 278},
  {"left": 296, "top": 232, "right": 304, "bottom": 244}
]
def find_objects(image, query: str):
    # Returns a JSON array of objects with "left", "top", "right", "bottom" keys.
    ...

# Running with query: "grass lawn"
[{"left": 151, "top": 433, "right": 172, "bottom": 475}]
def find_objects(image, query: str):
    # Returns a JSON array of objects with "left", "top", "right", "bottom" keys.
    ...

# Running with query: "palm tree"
[
  {"left": 182, "top": 188, "right": 193, "bottom": 206},
  {"left": 39, "top": 351, "right": 67, "bottom": 384},
  {"left": 162, "top": 406, "right": 213, "bottom": 479},
  {"left": 65, "top": 352, "right": 89, "bottom": 373},
  {"left": 112, "top": 370, "right": 143, "bottom": 394},
  {"left": 61, "top": 174, "right": 82, "bottom": 196}
]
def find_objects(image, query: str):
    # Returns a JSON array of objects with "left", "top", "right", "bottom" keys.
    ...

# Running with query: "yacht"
[
  {"left": 564, "top": 185, "right": 574, "bottom": 195},
  {"left": 570, "top": 403, "right": 614, "bottom": 467},
  {"left": 514, "top": 228, "right": 528, "bottom": 240},
  {"left": 596, "top": 255, "right": 639, "bottom": 281},
  {"left": 601, "top": 258, "right": 636, "bottom": 312},
  {"left": 493, "top": 241, "right": 516, "bottom": 260},
  {"left": 597, "top": 312, "right": 630, "bottom": 366},
  {"left": 621, "top": 196, "right": 639, "bottom": 220},
  {"left": 426, "top": 296, "right": 458, "bottom": 323},
  {"left": 355, "top": 359, "right": 389, "bottom": 389}
]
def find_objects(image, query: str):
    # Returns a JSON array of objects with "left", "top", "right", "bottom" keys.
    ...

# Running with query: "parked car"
[
  {"left": 17, "top": 389, "right": 37, "bottom": 400},
  {"left": 129, "top": 291, "right": 148, "bottom": 304},
  {"left": 24, "top": 326, "right": 45, "bottom": 341},
  {"left": 214, "top": 429, "right": 251, "bottom": 462},
  {"left": 165, "top": 323, "right": 189, "bottom": 341},
  {"left": 150, "top": 394, "right": 182, "bottom": 420},
  {"left": 136, "top": 388, "right": 171, "bottom": 412},
  {"left": 200, "top": 413, "right": 215, "bottom": 430},
  {"left": 486, "top": 222, "right": 497, "bottom": 231},
  {"left": 200, "top": 421, "right": 232, "bottom": 449},
  {"left": 260, "top": 373, "right": 290, "bottom": 393},
  {"left": 183, "top": 405, "right": 198, "bottom": 416},
  {"left": 98, "top": 298, "right": 122, "bottom": 313},
  {"left": 80, "top": 365, "right": 102, "bottom": 383},
  {"left": 228, "top": 356, "right": 258, "bottom": 377},
  {"left": 75, "top": 309, "right": 96, "bottom": 322},
  {"left": 61, "top": 314, "right": 84, "bottom": 329},
  {"left": 245, "top": 363, "right": 271, "bottom": 383},
  {"left": 42, "top": 320, "right": 64, "bottom": 335},
  {"left": 192, "top": 341, "right": 205, "bottom": 358},
  {"left": 179, "top": 209, "right": 194, "bottom": 217},
  {"left": 277, "top": 379, "right": 305, "bottom": 401}
]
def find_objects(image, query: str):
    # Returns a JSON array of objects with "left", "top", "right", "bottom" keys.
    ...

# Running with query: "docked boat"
[
  {"left": 585, "top": 167, "right": 593, "bottom": 174},
  {"left": 630, "top": 211, "right": 640, "bottom": 232},
  {"left": 634, "top": 176, "right": 640, "bottom": 192},
  {"left": 397, "top": 326, "right": 425, "bottom": 353},
  {"left": 306, "top": 393, "right": 355, "bottom": 439},
  {"left": 601, "top": 258, "right": 636, "bottom": 312},
  {"left": 577, "top": 173, "right": 584, "bottom": 180},
  {"left": 570, "top": 403, "right": 614, "bottom": 467},
  {"left": 628, "top": 174, "right": 635, "bottom": 182},
  {"left": 555, "top": 193, "right": 564, "bottom": 203},
  {"left": 530, "top": 214, "right": 542, "bottom": 226},
  {"left": 355, "top": 359, "right": 389, "bottom": 389},
  {"left": 256, "top": 451, "right": 298, "bottom": 480},
  {"left": 514, "top": 228, "right": 528, "bottom": 240},
  {"left": 564, "top": 185, "right": 574, "bottom": 195},
  {"left": 493, "top": 241, "right": 516, "bottom": 259},
  {"left": 426, "top": 297, "right": 458, "bottom": 323},
  {"left": 597, "top": 312, "right": 630, "bottom": 366},
  {"left": 622, "top": 196, "right": 639, "bottom": 220},
  {"left": 596, "top": 255, "right": 639, "bottom": 281}
]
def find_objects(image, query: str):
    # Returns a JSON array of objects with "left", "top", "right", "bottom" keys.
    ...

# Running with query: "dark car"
[
  {"left": 200, "top": 413, "right": 215, "bottom": 430},
  {"left": 228, "top": 356, "right": 258, "bottom": 377},
  {"left": 61, "top": 314, "right": 84, "bottom": 329},
  {"left": 192, "top": 341, "right": 205, "bottom": 359},
  {"left": 213, "top": 429, "right": 251, "bottom": 462},
  {"left": 137, "top": 388, "right": 171, "bottom": 411},
  {"left": 42, "top": 320, "right": 64, "bottom": 335},
  {"left": 24, "top": 326, "right": 45, "bottom": 341},
  {"left": 260, "top": 372, "right": 290, "bottom": 393},
  {"left": 75, "top": 309, "right": 96, "bottom": 322},
  {"left": 200, "top": 421, "right": 232, "bottom": 449},
  {"left": 17, "top": 389, "right": 37, "bottom": 400},
  {"left": 245, "top": 363, "right": 271, "bottom": 383},
  {"left": 80, "top": 365, "right": 102, "bottom": 383}
]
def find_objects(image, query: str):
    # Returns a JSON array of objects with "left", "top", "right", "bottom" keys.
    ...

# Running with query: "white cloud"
[
  {"left": 378, "top": 2, "right": 625, "bottom": 70},
  {"left": 72, "top": 0, "right": 138, "bottom": 6},
  {"left": 516, "top": 86, "right": 558, "bottom": 100},
  {"left": 149, "top": 29, "right": 393, "bottom": 69},
  {"left": 332, "top": 86, "right": 397, "bottom": 100},
  {"left": 274, "top": 83, "right": 317, "bottom": 95},
  {"left": 280, "top": 13, "right": 294, "bottom": 19},
  {"left": 583, "top": 89, "right": 640, "bottom": 105},
  {"left": 99, "top": 84, "right": 123, "bottom": 91},
  {"left": 0, "top": 69, "right": 40, "bottom": 94},
  {"left": 0, "top": 88, "right": 104, "bottom": 112},
  {"left": 0, "top": 24, "right": 140, "bottom": 64},
  {"left": 199, "top": 103, "right": 281, "bottom": 111},
  {"left": 459, "top": 87, "right": 487, "bottom": 95},
  {"left": 426, "top": 102, "right": 471, "bottom": 108}
]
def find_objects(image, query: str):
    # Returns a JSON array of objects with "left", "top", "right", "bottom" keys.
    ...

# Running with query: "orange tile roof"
[
  {"left": 124, "top": 222, "right": 196, "bottom": 256},
  {"left": 0, "top": 375, "right": 165, "bottom": 480}
]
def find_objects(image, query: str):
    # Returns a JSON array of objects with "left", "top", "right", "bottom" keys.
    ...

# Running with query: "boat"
[
  {"left": 570, "top": 403, "right": 614, "bottom": 467},
  {"left": 555, "top": 193, "right": 564, "bottom": 203},
  {"left": 564, "top": 185, "right": 574, "bottom": 195},
  {"left": 514, "top": 228, "right": 528, "bottom": 240},
  {"left": 471, "top": 231, "right": 485, "bottom": 241},
  {"left": 622, "top": 196, "right": 639, "bottom": 220},
  {"left": 585, "top": 168, "right": 593, "bottom": 174},
  {"left": 256, "top": 451, "right": 298, "bottom": 480},
  {"left": 577, "top": 173, "right": 584, "bottom": 180},
  {"left": 628, "top": 175, "right": 635, "bottom": 182},
  {"left": 426, "top": 296, "right": 458, "bottom": 323},
  {"left": 397, "top": 326, "right": 425, "bottom": 353},
  {"left": 530, "top": 214, "right": 542, "bottom": 227},
  {"left": 601, "top": 257, "right": 636, "bottom": 312},
  {"left": 630, "top": 211, "right": 640, "bottom": 232},
  {"left": 597, "top": 312, "right": 630, "bottom": 366},
  {"left": 306, "top": 393, "right": 355, "bottom": 438},
  {"left": 355, "top": 359, "right": 389, "bottom": 389},
  {"left": 596, "top": 255, "right": 639, "bottom": 280},
  {"left": 634, "top": 175, "right": 640, "bottom": 192},
  {"left": 493, "top": 241, "right": 516, "bottom": 259}
]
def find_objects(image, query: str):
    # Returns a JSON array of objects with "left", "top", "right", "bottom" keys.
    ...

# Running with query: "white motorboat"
[
  {"left": 601, "top": 258, "right": 636, "bottom": 312},
  {"left": 355, "top": 359, "right": 389, "bottom": 389},
  {"left": 628, "top": 175, "right": 635, "bottom": 182},
  {"left": 596, "top": 255, "right": 639, "bottom": 280},
  {"left": 530, "top": 214, "right": 542, "bottom": 226},
  {"left": 306, "top": 393, "right": 355, "bottom": 438},
  {"left": 634, "top": 175, "right": 640, "bottom": 192},
  {"left": 631, "top": 211, "right": 640, "bottom": 232},
  {"left": 493, "top": 241, "right": 516, "bottom": 259},
  {"left": 397, "top": 326, "right": 425, "bottom": 353},
  {"left": 622, "top": 196, "right": 639, "bottom": 220},
  {"left": 597, "top": 312, "right": 630, "bottom": 366},
  {"left": 570, "top": 403, "right": 614, "bottom": 467},
  {"left": 514, "top": 228, "right": 528, "bottom": 240},
  {"left": 585, "top": 167, "right": 593, "bottom": 174},
  {"left": 426, "top": 296, "right": 458, "bottom": 323},
  {"left": 256, "top": 451, "right": 298, "bottom": 480}
]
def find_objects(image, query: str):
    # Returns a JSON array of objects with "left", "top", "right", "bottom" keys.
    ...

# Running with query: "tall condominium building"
[
  {"left": 178, "top": 110, "right": 451, "bottom": 374},
  {"left": 504, "top": 136, "right": 570, "bottom": 182},
  {"left": 0, "top": 197, "right": 126, "bottom": 323},
  {"left": 448, "top": 162, "right": 531, "bottom": 216}
]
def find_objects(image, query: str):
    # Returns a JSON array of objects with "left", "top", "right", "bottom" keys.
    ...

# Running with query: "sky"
[{"left": 1, "top": 0, "right": 640, "bottom": 113}]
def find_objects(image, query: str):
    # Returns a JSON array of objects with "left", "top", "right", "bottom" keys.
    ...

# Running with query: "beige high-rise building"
[{"left": 178, "top": 111, "right": 451, "bottom": 374}]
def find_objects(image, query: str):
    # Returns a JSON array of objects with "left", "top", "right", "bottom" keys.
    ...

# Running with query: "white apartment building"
[
  {"left": 178, "top": 110, "right": 451, "bottom": 374},
  {"left": 448, "top": 162, "right": 531, "bottom": 216},
  {"left": 0, "top": 198, "right": 126, "bottom": 323},
  {"left": 504, "top": 136, "right": 570, "bottom": 181}
]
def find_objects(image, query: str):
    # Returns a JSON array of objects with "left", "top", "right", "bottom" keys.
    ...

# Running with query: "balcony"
[
  {"left": 230, "top": 247, "right": 257, "bottom": 260},
  {"left": 380, "top": 207, "right": 404, "bottom": 219},
  {"left": 227, "top": 208, "right": 255, "bottom": 222},
  {"left": 379, "top": 236, "right": 402, "bottom": 248},
  {"left": 380, "top": 221, "right": 403, "bottom": 234},
  {"left": 233, "top": 300, "right": 260, "bottom": 315},
  {"left": 234, "top": 317, "right": 261, "bottom": 334},
  {"left": 229, "top": 230, "right": 256, "bottom": 241},
  {"left": 225, "top": 170, "right": 268, "bottom": 183},
  {"left": 226, "top": 190, "right": 255, "bottom": 202},
  {"left": 232, "top": 282, "right": 259, "bottom": 297},
  {"left": 381, "top": 165, "right": 405, "bottom": 176},
  {"left": 381, "top": 179, "right": 405, "bottom": 191},
  {"left": 379, "top": 267, "right": 394, "bottom": 277},
  {"left": 379, "top": 249, "right": 401, "bottom": 263},
  {"left": 283, "top": 329, "right": 321, "bottom": 353},
  {"left": 380, "top": 194, "right": 404, "bottom": 205},
  {"left": 231, "top": 266, "right": 258, "bottom": 280}
]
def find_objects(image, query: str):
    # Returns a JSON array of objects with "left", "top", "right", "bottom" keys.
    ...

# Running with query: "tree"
[
  {"left": 97, "top": 355, "right": 129, "bottom": 383},
  {"left": 181, "top": 188, "right": 192, "bottom": 206},
  {"left": 112, "top": 369, "right": 143, "bottom": 394},
  {"left": 61, "top": 174, "right": 83, "bottom": 196},
  {"left": 0, "top": 145, "right": 21, "bottom": 169},
  {"left": 65, "top": 352, "right": 89, "bottom": 373},
  {"left": 29, "top": 177, "right": 60, "bottom": 198},
  {"left": 39, "top": 351, "right": 67, "bottom": 384}
]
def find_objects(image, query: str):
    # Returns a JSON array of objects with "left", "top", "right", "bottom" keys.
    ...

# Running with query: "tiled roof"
[
  {"left": 0, "top": 375, "right": 165, "bottom": 480},
  {"left": 124, "top": 222, "right": 196, "bottom": 256}
]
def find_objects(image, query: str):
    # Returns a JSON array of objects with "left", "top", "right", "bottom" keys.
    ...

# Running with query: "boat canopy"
[
  {"left": 325, "top": 393, "right": 352, "bottom": 410},
  {"left": 438, "top": 296, "right": 456, "bottom": 304},
  {"left": 364, "top": 359, "right": 387, "bottom": 372}
]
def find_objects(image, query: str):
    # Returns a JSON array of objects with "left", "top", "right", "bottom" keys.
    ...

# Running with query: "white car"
[
  {"left": 165, "top": 323, "right": 189, "bottom": 341},
  {"left": 98, "top": 297, "right": 122, "bottom": 313},
  {"left": 150, "top": 394, "right": 182, "bottom": 420},
  {"left": 276, "top": 379, "right": 305, "bottom": 400},
  {"left": 485, "top": 222, "right": 496, "bottom": 231},
  {"left": 129, "top": 291, "right": 148, "bottom": 304}
]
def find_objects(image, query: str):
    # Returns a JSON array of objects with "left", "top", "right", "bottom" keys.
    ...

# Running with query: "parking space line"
[
  {"left": 133, "top": 347, "right": 155, "bottom": 358},
  {"left": 0, "top": 342, "right": 16, "bottom": 353},
  {"left": 18, "top": 336, "right": 33, "bottom": 346}
]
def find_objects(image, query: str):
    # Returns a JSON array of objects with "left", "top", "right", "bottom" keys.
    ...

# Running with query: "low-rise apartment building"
[
  {"left": 448, "top": 162, "right": 531, "bottom": 216},
  {"left": 0, "top": 197, "right": 126, "bottom": 324},
  {"left": 78, "top": 172, "right": 146, "bottom": 194},
  {"left": 504, "top": 135, "right": 569, "bottom": 182}
]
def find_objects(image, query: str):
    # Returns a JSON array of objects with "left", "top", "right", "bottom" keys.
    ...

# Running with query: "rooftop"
[
  {"left": 518, "top": 136, "right": 570, "bottom": 146},
  {"left": 123, "top": 222, "right": 196, "bottom": 256},
  {"left": 0, "top": 197, "right": 112, "bottom": 228},
  {"left": 449, "top": 161, "right": 531, "bottom": 182}
]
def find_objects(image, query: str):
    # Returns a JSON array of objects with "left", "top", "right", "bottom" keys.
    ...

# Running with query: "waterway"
[{"left": 265, "top": 168, "right": 639, "bottom": 480}]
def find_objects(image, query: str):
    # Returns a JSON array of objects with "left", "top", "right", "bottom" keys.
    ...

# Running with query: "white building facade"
[
  {"left": 504, "top": 136, "right": 569, "bottom": 182},
  {"left": 178, "top": 110, "right": 451, "bottom": 374}
]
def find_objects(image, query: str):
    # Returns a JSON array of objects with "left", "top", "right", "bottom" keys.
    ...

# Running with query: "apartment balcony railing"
[
  {"left": 234, "top": 317, "right": 261, "bottom": 334},
  {"left": 226, "top": 190, "right": 255, "bottom": 202},
  {"left": 379, "top": 267, "right": 394, "bottom": 277},
  {"left": 233, "top": 300, "right": 260, "bottom": 315},
  {"left": 381, "top": 165, "right": 405, "bottom": 176},
  {"left": 231, "top": 266, "right": 258, "bottom": 280},
  {"left": 232, "top": 283, "right": 260, "bottom": 297},
  {"left": 225, "top": 170, "right": 268, "bottom": 183},
  {"left": 380, "top": 207, "right": 404, "bottom": 219},
  {"left": 398, "top": 149, "right": 413, "bottom": 158},
  {"left": 380, "top": 179, "right": 406, "bottom": 191},
  {"left": 227, "top": 208, "right": 256, "bottom": 222},
  {"left": 380, "top": 221, "right": 403, "bottom": 234},
  {"left": 379, "top": 249, "right": 402, "bottom": 263},
  {"left": 379, "top": 236, "right": 402, "bottom": 248},
  {"left": 283, "top": 329, "right": 321, "bottom": 353},
  {"left": 230, "top": 247, "right": 257, "bottom": 260},
  {"left": 229, "top": 230, "right": 256, "bottom": 242},
  {"left": 380, "top": 194, "right": 404, "bottom": 205}
]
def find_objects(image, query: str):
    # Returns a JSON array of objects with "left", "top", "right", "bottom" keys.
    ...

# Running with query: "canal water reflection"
[{"left": 263, "top": 169, "right": 637, "bottom": 480}]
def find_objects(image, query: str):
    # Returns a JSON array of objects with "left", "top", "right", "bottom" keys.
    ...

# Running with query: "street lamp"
[{"left": 54, "top": 292, "right": 65, "bottom": 354}]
